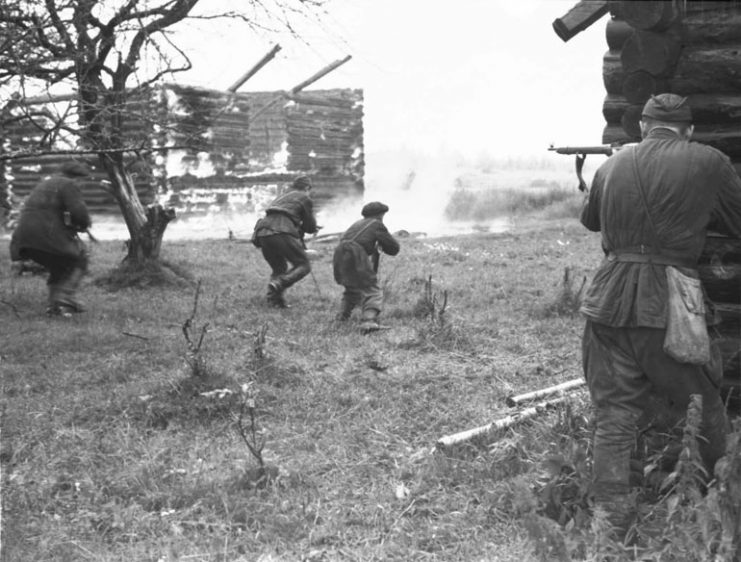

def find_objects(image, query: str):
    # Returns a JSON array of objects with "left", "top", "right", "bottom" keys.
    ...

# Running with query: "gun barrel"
[{"left": 548, "top": 145, "right": 614, "bottom": 155}]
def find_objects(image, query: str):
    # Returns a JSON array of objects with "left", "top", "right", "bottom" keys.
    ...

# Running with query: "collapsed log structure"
[
  {"left": 554, "top": 0, "right": 741, "bottom": 409},
  {"left": 0, "top": 57, "right": 364, "bottom": 218}
]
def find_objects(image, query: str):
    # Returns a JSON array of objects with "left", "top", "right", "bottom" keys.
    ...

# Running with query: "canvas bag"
[
  {"left": 629, "top": 148, "right": 710, "bottom": 364},
  {"left": 663, "top": 266, "right": 710, "bottom": 364},
  {"left": 332, "top": 220, "right": 377, "bottom": 289}
]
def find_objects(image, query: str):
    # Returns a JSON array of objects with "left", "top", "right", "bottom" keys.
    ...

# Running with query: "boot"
[
  {"left": 55, "top": 266, "right": 86, "bottom": 312},
  {"left": 593, "top": 493, "right": 636, "bottom": 543},
  {"left": 267, "top": 280, "right": 289, "bottom": 308},
  {"left": 336, "top": 294, "right": 360, "bottom": 321},
  {"left": 360, "top": 308, "right": 381, "bottom": 334}
]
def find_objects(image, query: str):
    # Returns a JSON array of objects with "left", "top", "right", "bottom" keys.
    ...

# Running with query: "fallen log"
[
  {"left": 505, "top": 378, "right": 585, "bottom": 407},
  {"left": 436, "top": 395, "right": 579, "bottom": 450}
]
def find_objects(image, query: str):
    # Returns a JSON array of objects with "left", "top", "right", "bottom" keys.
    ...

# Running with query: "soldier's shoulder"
[{"left": 688, "top": 140, "right": 730, "bottom": 162}]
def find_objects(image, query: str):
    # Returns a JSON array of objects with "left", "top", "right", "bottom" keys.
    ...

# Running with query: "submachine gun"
[{"left": 548, "top": 144, "right": 626, "bottom": 192}]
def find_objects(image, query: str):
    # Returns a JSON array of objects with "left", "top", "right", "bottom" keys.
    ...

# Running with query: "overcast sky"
[{"left": 175, "top": 0, "right": 609, "bottom": 159}]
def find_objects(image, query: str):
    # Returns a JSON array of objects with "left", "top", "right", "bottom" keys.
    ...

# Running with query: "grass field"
[{"left": 2, "top": 196, "right": 740, "bottom": 561}]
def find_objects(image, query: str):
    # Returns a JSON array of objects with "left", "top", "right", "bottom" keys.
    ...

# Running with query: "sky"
[{"left": 175, "top": 0, "right": 609, "bottom": 159}]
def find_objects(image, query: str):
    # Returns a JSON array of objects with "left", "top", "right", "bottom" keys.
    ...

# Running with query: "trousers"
[
  {"left": 259, "top": 233, "right": 311, "bottom": 289},
  {"left": 21, "top": 247, "right": 88, "bottom": 308},
  {"left": 582, "top": 319, "right": 727, "bottom": 498}
]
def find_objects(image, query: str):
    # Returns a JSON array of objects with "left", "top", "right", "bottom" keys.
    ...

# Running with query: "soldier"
[
  {"left": 580, "top": 93, "right": 741, "bottom": 538},
  {"left": 252, "top": 176, "right": 319, "bottom": 308},
  {"left": 10, "top": 161, "right": 93, "bottom": 317},
  {"left": 333, "top": 201, "right": 400, "bottom": 333}
]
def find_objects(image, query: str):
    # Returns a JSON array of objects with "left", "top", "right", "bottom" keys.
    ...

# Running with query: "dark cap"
[
  {"left": 641, "top": 93, "right": 692, "bottom": 123},
  {"left": 292, "top": 175, "right": 312, "bottom": 190},
  {"left": 60, "top": 161, "right": 92, "bottom": 178},
  {"left": 361, "top": 201, "right": 389, "bottom": 217}
]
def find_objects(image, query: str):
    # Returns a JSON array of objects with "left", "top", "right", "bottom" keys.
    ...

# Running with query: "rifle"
[{"left": 548, "top": 143, "right": 624, "bottom": 192}]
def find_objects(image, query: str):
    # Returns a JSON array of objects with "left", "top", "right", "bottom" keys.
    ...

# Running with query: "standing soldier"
[
  {"left": 252, "top": 176, "right": 319, "bottom": 308},
  {"left": 333, "top": 201, "right": 399, "bottom": 333},
  {"left": 9, "top": 161, "right": 92, "bottom": 317},
  {"left": 579, "top": 94, "right": 741, "bottom": 538}
]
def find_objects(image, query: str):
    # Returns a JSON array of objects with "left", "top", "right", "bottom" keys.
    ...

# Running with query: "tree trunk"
[{"left": 98, "top": 154, "right": 175, "bottom": 263}]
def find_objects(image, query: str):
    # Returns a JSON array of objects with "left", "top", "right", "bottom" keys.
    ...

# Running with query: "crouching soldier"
[
  {"left": 9, "top": 161, "right": 92, "bottom": 317},
  {"left": 333, "top": 202, "right": 400, "bottom": 333},
  {"left": 252, "top": 176, "right": 319, "bottom": 308}
]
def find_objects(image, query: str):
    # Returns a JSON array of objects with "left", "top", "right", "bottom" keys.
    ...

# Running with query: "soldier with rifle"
[
  {"left": 9, "top": 161, "right": 93, "bottom": 317},
  {"left": 251, "top": 175, "right": 319, "bottom": 308},
  {"left": 578, "top": 93, "right": 741, "bottom": 539},
  {"left": 332, "top": 201, "right": 399, "bottom": 333}
]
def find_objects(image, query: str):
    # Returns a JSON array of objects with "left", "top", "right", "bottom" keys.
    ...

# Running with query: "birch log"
[
  {"left": 436, "top": 396, "right": 577, "bottom": 449},
  {"left": 505, "top": 378, "right": 586, "bottom": 407}
]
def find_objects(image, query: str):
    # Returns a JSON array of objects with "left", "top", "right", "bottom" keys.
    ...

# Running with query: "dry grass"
[{"left": 1, "top": 215, "right": 739, "bottom": 561}]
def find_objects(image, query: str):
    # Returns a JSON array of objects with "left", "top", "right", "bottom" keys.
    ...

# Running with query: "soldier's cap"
[
  {"left": 60, "top": 161, "right": 92, "bottom": 178},
  {"left": 362, "top": 201, "right": 389, "bottom": 217},
  {"left": 641, "top": 93, "right": 692, "bottom": 123},
  {"left": 292, "top": 175, "right": 313, "bottom": 190}
]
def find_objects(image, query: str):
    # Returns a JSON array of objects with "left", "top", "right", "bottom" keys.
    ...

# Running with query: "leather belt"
[{"left": 608, "top": 247, "right": 696, "bottom": 269}]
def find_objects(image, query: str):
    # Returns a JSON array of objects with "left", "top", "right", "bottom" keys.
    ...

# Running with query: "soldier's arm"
[
  {"left": 61, "top": 181, "right": 92, "bottom": 231},
  {"left": 376, "top": 224, "right": 400, "bottom": 256},
  {"left": 709, "top": 155, "right": 741, "bottom": 238}
]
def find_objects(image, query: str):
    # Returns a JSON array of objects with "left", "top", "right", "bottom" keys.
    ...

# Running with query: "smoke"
[{"left": 77, "top": 149, "right": 519, "bottom": 242}]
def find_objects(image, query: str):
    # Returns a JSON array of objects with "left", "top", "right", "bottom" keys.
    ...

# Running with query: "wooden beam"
[
  {"left": 289, "top": 55, "right": 352, "bottom": 94},
  {"left": 552, "top": 0, "right": 610, "bottom": 42},
  {"left": 227, "top": 44, "right": 282, "bottom": 93}
]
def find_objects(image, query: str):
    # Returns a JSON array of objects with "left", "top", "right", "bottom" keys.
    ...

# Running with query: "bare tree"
[{"left": 0, "top": 0, "right": 327, "bottom": 264}]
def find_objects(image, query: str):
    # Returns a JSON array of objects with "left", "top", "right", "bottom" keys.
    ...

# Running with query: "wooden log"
[
  {"left": 606, "top": 17, "right": 633, "bottom": 51},
  {"left": 602, "top": 95, "right": 630, "bottom": 125},
  {"left": 620, "top": 29, "right": 681, "bottom": 76},
  {"left": 700, "top": 235, "right": 741, "bottom": 304},
  {"left": 620, "top": 104, "right": 643, "bottom": 140},
  {"left": 682, "top": 8, "right": 741, "bottom": 44},
  {"left": 670, "top": 45, "right": 741, "bottom": 94},
  {"left": 505, "top": 378, "right": 585, "bottom": 407},
  {"left": 602, "top": 123, "right": 741, "bottom": 157},
  {"left": 603, "top": 50, "right": 625, "bottom": 95},
  {"left": 622, "top": 70, "right": 667, "bottom": 104},
  {"left": 615, "top": 0, "right": 681, "bottom": 31},
  {"left": 604, "top": 94, "right": 741, "bottom": 125},
  {"left": 552, "top": 0, "right": 610, "bottom": 42},
  {"left": 436, "top": 395, "right": 578, "bottom": 449},
  {"left": 227, "top": 44, "right": 282, "bottom": 93}
]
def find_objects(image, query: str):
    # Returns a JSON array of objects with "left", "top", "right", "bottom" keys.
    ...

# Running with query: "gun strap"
[
  {"left": 626, "top": 147, "right": 696, "bottom": 268},
  {"left": 343, "top": 218, "right": 377, "bottom": 244}
]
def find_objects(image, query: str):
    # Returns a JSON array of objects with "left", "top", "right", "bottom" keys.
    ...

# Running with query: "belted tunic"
[{"left": 580, "top": 128, "right": 741, "bottom": 328}]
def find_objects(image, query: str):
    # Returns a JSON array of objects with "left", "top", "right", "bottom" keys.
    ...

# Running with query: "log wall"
[
  {"left": 0, "top": 84, "right": 365, "bottom": 218},
  {"left": 602, "top": 0, "right": 741, "bottom": 408}
]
